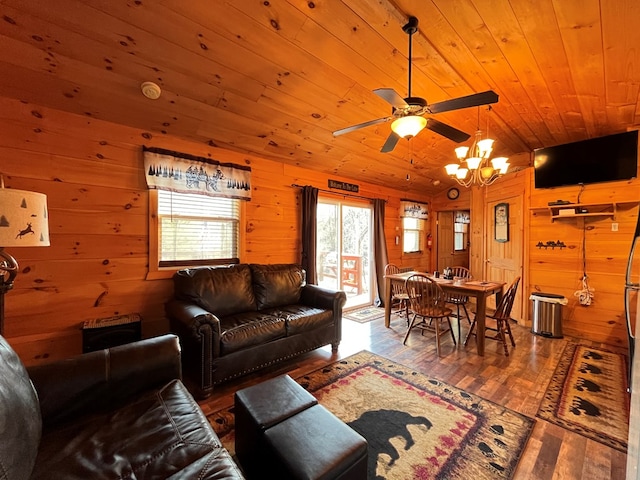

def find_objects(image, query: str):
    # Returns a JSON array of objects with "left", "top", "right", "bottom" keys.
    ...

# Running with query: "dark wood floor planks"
[{"left": 197, "top": 314, "right": 630, "bottom": 479}]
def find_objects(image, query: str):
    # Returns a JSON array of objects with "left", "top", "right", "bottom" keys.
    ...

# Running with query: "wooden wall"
[
  {"left": 528, "top": 171, "right": 640, "bottom": 347},
  {"left": 0, "top": 96, "right": 430, "bottom": 366},
  {"left": 2, "top": 93, "right": 638, "bottom": 363}
]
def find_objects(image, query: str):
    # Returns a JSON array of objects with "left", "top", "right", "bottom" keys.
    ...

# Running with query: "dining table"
[{"left": 383, "top": 271, "right": 506, "bottom": 356}]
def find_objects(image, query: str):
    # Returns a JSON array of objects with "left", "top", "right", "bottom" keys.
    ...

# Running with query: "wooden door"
[
  {"left": 486, "top": 196, "right": 524, "bottom": 321},
  {"left": 437, "top": 211, "right": 469, "bottom": 271}
]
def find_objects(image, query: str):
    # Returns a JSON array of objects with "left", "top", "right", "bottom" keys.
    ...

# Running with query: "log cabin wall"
[
  {"left": 0, "top": 96, "right": 430, "bottom": 366},
  {"left": 527, "top": 153, "right": 640, "bottom": 347}
]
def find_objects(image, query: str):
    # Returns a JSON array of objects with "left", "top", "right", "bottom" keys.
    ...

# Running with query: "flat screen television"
[{"left": 533, "top": 130, "right": 638, "bottom": 189}]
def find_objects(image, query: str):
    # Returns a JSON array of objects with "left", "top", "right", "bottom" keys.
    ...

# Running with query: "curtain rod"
[{"left": 290, "top": 183, "right": 383, "bottom": 203}]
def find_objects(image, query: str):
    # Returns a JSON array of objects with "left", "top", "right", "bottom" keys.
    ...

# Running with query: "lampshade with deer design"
[{"left": 0, "top": 185, "right": 50, "bottom": 335}]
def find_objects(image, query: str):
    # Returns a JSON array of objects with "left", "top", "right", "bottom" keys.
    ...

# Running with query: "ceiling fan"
[{"left": 333, "top": 16, "right": 499, "bottom": 153}]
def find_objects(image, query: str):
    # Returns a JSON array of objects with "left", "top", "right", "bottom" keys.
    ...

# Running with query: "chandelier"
[{"left": 444, "top": 107, "right": 509, "bottom": 187}]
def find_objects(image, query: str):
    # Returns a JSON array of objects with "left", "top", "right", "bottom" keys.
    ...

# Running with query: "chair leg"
[
  {"left": 456, "top": 304, "right": 462, "bottom": 341},
  {"left": 462, "top": 303, "right": 471, "bottom": 324},
  {"left": 497, "top": 319, "right": 510, "bottom": 356},
  {"left": 434, "top": 317, "right": 441, "bottom": 356},
  {"left": 505, "top": 319, "right": 516, "bottom": 346},
  {"left": 447, "top": 317, "right": 457, "bottom": 345},
  {"left": 464, "top": 318, "right": 476, "bottom": 346},
  {"left": 403, "top": 314, "right": 418, "bottom": 345}
]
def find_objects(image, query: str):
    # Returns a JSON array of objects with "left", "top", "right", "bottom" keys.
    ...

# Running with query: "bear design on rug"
[{"left": 348, "top": 409, "right": 432, "bottom": 479}]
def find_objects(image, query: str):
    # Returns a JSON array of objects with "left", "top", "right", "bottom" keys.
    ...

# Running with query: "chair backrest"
[
  {"left": 492, "top": 276, "right": 521, "bottom": 320},
  {"left": 404, "top": 274, "right": 448, "bottom": 317},
  {"left": 446, "top": 266, "right": 472, "bottom": 302},
  {"left": 385, "top": 264, "right": 405, "bottom": 297}
]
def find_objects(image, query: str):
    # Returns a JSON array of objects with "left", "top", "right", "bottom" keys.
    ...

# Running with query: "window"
[
  {"left": 403, "top": 217, "right": 425, "bottom": 253},
  {"left": 454, "top": 222, "right": 468, "bottom": 251},
  {"left": 156, "top": 189, "right": 240, "bottom": 267}
]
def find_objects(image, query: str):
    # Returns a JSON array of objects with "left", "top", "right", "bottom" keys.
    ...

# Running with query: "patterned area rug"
[
  {"left": 208, "top": 351, "right": 534, "bottom": 479},
  {"left": 536, "top": 343, "right": 629, "bottom": 452},
  {"left": 343, "top": 306, "right": 386, "bottom": 323}
]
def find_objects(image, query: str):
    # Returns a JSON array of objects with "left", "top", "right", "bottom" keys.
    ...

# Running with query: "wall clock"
[{"left": 447, "top": 187, "right": 460, "bottom": 200}]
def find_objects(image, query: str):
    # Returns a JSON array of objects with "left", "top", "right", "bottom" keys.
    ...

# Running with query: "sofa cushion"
[
  {"left": 250, "top": 264, "right": 305, "bottom": 310},
  {"left": 219, "top": 313, "right": 287, "bottom": 355},
  {"left": 31, "top": 379, "right": 243, "bottom": 480},
  {"left": 261, "top": 305, "right": 334, "bottom": 336},
  {"left": 0, "top": 335, "right": 41, "bottom": 480},
  {"left": 174, "top": 264, "right": 256, "bottom": 316}
]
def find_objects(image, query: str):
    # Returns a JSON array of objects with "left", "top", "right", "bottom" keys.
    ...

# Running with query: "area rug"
[
  {"left": 536, "top": 343, "right": 629, "bottom": 452},
  {"left": 343, "top": 306, "right": 386, "bottom": 323},
  {"left": 207, "top": 351, "right": 534, "bottom": 479}
]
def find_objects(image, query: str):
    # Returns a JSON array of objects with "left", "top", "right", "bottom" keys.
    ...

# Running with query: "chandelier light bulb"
[
  {"left": 456, "top": 168, "right": 468, "bottom": 179},
  {"left": 445, "top": 164, "right": 460, "bottom": 175},
  {"left": 444, "top": 107, "right": 509, "bottom": 188},
  {"left": 455, "top": 146, "right": 469, "bottom": 160},
  {"left": 466, "top": 157, "right": 482, "bottom": 170}
]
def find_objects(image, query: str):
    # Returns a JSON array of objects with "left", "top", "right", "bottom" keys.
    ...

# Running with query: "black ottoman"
[
  {"left": 234, "top": 374, "right": 368, "bottom": 480},
  {"left": 235, "top": 373, "right": 318, "bottom": 472},
  {"left": 264, "top": 404, "right": 368, "bottom": 479}
]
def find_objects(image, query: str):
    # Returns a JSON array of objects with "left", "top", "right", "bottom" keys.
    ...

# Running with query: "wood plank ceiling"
[{"left": 0, "top": 0, "right": 638, "bottom": 196}]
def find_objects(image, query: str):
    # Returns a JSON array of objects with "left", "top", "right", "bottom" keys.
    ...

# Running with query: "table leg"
[
  {"left": 384, "top": 277, "right": 392, "bottom": 328},
  {"left": 475, "top": 293, "right": 487, "bottom": 356}
]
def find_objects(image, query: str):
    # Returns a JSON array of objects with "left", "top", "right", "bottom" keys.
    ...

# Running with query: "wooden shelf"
[{"left": 530, "top": 202, "right": 620, "bottom": 222}]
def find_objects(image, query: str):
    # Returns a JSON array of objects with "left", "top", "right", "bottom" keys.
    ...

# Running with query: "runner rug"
[
  {"left": 207, "top": 351, "right": 534, "bottom": 479},
  {"left": 536, "top": 343, "right": 629, "bottom": 452}
]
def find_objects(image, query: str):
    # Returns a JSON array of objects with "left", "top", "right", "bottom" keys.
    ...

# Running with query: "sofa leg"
[{"left": 331, "top": 342, "right": 340, "bottom": 353}]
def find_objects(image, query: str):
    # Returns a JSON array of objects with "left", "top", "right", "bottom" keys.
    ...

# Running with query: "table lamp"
[{"left": 0, "top": 181, "right": 50, "bottom": 335}]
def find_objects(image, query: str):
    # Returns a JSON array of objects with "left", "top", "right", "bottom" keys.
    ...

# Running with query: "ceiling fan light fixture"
[{"left": 391, "top": 115, "right": 426, "bottom": 138}]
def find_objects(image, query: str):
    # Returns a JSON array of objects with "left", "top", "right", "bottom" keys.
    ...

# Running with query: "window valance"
[
  {"left": 143, "top": 146, "right": 252, "bottom": 200},
  {"left": 400, "top": 199, "right": 429, "bottom": 219}
]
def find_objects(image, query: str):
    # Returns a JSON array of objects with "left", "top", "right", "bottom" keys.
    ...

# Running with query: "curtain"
[
  {"left": 301, "top": 186, "right": 318, "bottom": 284},
  {"left": 373, "top": 198, "right": 389, "bottom": 306},
  {"left": 143, "top": 146, "right": 251, "bottom": 200}
]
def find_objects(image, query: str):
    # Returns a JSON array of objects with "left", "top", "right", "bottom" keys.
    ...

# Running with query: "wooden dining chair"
[
  {"left": 464, "top": 276, "right": 521, "bottom": 356},
  {"left": 403, "top": 273, "right": 456, "bottom": 356},
  {"left": 443, "top": 266, "right": 472, "bottom": 340},
  {"left": 385, "top": 263, "right": 410, "bottom": 323}
]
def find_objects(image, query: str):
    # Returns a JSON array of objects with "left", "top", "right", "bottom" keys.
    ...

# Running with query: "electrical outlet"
[{"left": 611, "top": 222, "right": 619, "bottom": 232}]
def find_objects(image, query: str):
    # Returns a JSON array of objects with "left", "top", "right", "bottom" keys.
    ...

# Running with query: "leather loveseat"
[
  {"left": 0, "top": 333, "right": 244, "bottom": 480},
  {"left": 166, "top": 263, "right": 346, "bottom": 398}
]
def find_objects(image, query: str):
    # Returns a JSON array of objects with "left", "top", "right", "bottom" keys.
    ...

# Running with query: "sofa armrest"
[
  {"left": 166, "top": 300, "right": 221, "bottom": 337},
  {"left": 27, "top": 334, "right": 182, "bottom": 426},
  {"left": 301, "top": 284, "right": 347, "bottom": 311}
]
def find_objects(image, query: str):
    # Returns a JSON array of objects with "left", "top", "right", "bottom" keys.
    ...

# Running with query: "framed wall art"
[{"left": 494, "top": 202, "right": 509, "bottom": 242}]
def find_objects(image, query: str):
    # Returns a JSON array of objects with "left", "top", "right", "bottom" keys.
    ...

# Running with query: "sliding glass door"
[{"left": 316, "top": 198, "right": 373, "bottom": 309}]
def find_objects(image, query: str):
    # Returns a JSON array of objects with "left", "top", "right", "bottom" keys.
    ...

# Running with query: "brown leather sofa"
[
  {"left": 0, "top": 333, "right": 244, "bottom": 480},
  {"left": 166, "top": 263, "right": 346, "bottom": 399}
]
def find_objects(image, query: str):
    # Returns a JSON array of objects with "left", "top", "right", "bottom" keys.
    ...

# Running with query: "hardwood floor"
[{"left": 197, "top": 314, "right": 629, "bottom": 479}]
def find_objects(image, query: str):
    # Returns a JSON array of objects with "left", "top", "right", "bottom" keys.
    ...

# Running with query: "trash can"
[{"left": 530, "top": 293, "right": 567, "bottom": 338}]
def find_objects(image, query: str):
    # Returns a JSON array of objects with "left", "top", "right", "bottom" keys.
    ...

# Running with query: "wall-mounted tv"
[{"left": 534, "top": 130, "right": 638, "bottom": 189}]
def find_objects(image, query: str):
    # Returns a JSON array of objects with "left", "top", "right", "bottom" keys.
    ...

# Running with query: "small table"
[{"left": 384, "top": 271, "right": 505, "bottom": 356}]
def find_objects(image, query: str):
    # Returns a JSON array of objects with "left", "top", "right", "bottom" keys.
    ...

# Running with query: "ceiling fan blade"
[
  {"left": 426, "top": 118, "right": 471, "bottom": 143},
  {"left": 333, "top": 116, "right": 392, "bottom": 137},
  {"left": 373, "top": 88, "right": 409, "bottom": 109},
  {"left": 427, "top": 90, "right": 499, "bottom": 114},
  {"left": 380, "top": 131, "right": 401, "bottom": 153}
]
